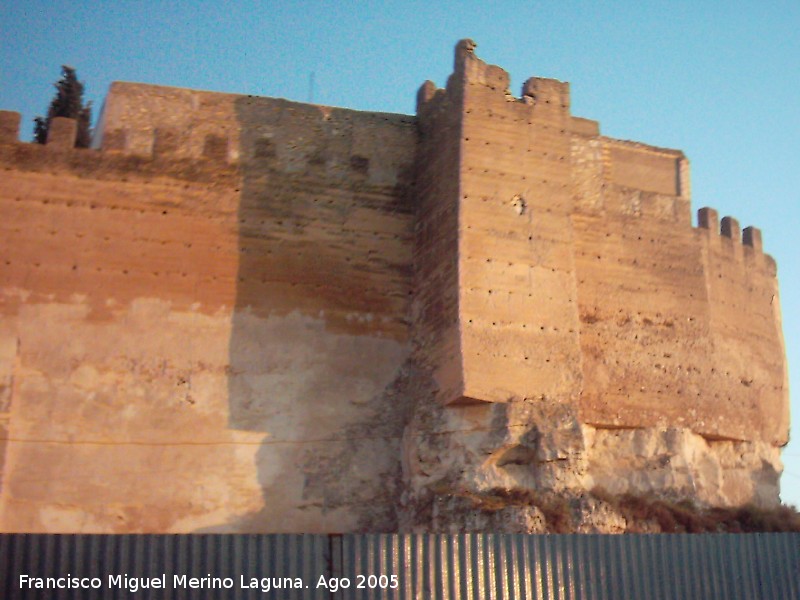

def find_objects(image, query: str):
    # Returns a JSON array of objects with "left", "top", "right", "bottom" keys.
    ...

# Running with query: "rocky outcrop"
[
  {"left": 585, "top": 425, "right": 782, "bottom": 509},
  {"left": 399, "top": 396, "right": 588, "bottom": 530},
  {"left": 399, "top": 393, "right": 783, "bottom": 533}
]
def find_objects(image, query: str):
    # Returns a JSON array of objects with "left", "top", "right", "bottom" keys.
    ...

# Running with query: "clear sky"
[{"left": 2, "top": 1, "right": 799, "bottom": 506}]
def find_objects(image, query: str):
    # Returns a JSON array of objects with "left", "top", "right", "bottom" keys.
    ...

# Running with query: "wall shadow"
[{"left": 204, "top": 96, "right": 419, "bottom": 532}]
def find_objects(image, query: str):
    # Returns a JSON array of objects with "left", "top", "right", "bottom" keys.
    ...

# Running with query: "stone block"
[
  {"left": 720, "top": 216, "right": 741, "bottom": 241},
  {"left": 0, "top": 111, "right": 21, "bottom": 143},
  {"left": 697, "top": 206, "right": 719, "bottom": 230},
  {"left": 743, "top": 226, "right": 762, "bottom": 252},
  {"left": 46, "top": 117, "right": 77, "bottom": 149}
]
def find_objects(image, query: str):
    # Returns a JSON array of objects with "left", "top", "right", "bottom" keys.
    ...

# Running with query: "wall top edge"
[
  {"left": 600, "top": 136, "right": 685, "bottom": 159},
  {"left": 107, "top": 81, "right": 416, "bottom": 120}
]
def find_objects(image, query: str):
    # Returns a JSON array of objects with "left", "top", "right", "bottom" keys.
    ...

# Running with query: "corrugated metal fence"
[{"left": 1, "top": 534, "right": 797, "bottom": 599}]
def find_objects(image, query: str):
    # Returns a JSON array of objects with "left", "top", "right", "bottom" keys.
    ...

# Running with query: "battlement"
[
  {"left": 0, "top": 106, "right": 239, "bottom": 181},
  {"left": 412, "top": 39, "right": 787, "bottom": 447},
  {"left": 421, "top": 39, "right": 574, "bottom": 125},
  {"left": 0, "top": 107, "right": 236, "bottom": 176},
  {"left": 699, "top": 206, "right": 764, "bottom": 250},
  {"left": 0, "top": 111, "right": 21, "bottom": 143},
  {"left": 0, "top": 111, "right": 80, "bottom": 149}
]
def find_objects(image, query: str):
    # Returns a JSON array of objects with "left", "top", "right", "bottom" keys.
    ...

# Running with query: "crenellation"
[
  {"left": 697, "top": 206, "right": 719, "bottom": 230},
  {"left": 521, "top": 77, "right": 571, "bottom": 123},
  {"left": 452, "top": 39, "right": 510, "bottom": 94},
  {"left": 743, "top": 225, "right": 763, "bottom": 252},
  {"left": 697, "top": 209, "right": 770, "bottom": 264},
  {"left": 0, "top": 111, "right": 21, "bottom": 144},
  {"left": 720, "top": 215, "right": 741, "bottom": 241},
  {"left": 416, "top": 80, "right": 438, "bottom": 112},
  {"left": 45, "top": 116, "right": 78, "bottom": 149}
]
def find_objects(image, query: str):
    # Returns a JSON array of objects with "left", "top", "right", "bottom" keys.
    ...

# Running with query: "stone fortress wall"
[
  {"left": 0, "top": 40, "right": 788, "bottom": 533},
  {"left": 402, "top": 42, "right": 787, "bottom": 530},
  {"left": 0, "top": 85, "right": 417, "bottom": 533}
]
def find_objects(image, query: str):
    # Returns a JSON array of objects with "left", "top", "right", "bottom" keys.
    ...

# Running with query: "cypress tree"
[{"left": 33, "top": 66, "right": 92, "bottom": 147}]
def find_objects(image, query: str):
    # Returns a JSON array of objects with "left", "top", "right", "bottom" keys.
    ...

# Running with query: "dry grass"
[
  {"left": 592, "top": 488, "right": 800, "bottom": 533},
  {"left": 466, "top": 487, "right": 800, "bottom": 533}
]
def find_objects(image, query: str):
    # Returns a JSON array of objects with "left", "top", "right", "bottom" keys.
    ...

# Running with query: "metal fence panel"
[
  {"left": 0, "top": 534, "right": 330, "bottom": 600},
  {"left": 336, "top": 534, "right": 799, "bottom": 600},
  {"left": 1, "top": 533, "right": 797, "bottom": 599}
]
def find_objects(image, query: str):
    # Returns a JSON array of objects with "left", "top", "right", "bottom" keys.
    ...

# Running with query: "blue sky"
[{"left": 2, "top": 1, "right": 799, "bottom": 506}]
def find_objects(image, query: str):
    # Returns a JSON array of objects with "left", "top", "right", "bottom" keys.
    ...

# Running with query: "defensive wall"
[{"left": 0, "top": 40, "right": 789, "bottom": 533}]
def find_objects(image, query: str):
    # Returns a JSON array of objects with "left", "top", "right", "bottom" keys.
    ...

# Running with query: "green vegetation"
[{"left": 33, "top": 65, "right": 92, "bottom": 147}]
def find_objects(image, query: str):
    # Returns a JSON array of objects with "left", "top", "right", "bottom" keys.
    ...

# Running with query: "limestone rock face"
[
  {"left": 585, "top": 426, "right": 782, "bottom": 508},
  {"left": 399, "top": 392, "right": 783, "bottom": 532},
  {"left": 430, "top": 496, "right": 547, "bottom": 534},
  {"left": 399, "top": 396, "right": 591, "bottom": 530},
  {"left": 573, "top": 495, "right": 628, "bottom": 534}
]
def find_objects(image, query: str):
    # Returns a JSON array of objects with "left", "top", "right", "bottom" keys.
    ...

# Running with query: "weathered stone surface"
[
  {"left": 585, "top": 426, "right": 782, "bottom": 508},
  {"left": 0, "top": 88, "right": 416, "bottom": 533},
  {"left": 0, "top": 111, "right": 20, "bottom": 144},
  {"left": 430, "top": 496, "right": 548, "bottom": 534},
  {"left": 573, "top": 495, "right": 627, "bottom": 534},
  {"left": 401, "top": 397, "right": 588, "bottom": 508}
]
